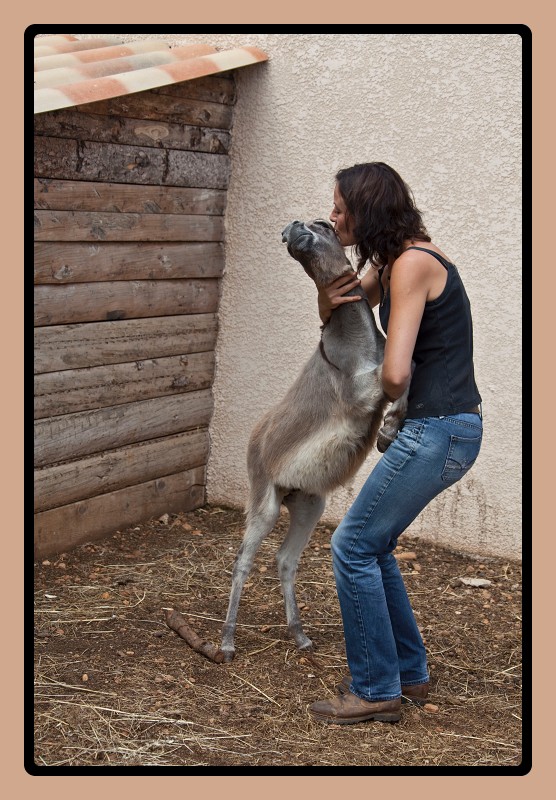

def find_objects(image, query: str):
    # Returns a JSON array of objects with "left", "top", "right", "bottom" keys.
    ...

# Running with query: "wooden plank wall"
[{"left": 34, "top": 75, "right": 236, "bottom": 559}]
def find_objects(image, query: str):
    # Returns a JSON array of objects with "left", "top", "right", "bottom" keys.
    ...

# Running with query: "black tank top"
[{"left": 378, "top": 246, "right": 482, "bottom": 418}]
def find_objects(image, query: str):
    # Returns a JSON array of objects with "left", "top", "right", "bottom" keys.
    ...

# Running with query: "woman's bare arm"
[{"left": 381, "top": 255, "right": 430, "bottom": 400}]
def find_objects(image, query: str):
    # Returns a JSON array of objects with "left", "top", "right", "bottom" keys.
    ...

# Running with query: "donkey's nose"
[{"left": 282, "top": 221, "right": 301, "bottom": 242}]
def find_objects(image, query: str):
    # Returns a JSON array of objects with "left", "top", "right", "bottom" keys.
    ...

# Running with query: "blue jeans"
[{"left": 330, "top": 413, "right": 483, "bottom": 702}]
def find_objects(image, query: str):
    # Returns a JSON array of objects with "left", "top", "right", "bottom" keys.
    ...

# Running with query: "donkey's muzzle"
[
  {"left": 282, "top": 221, "right": 315, "bottom": 249},
  {"left": 281, "top": 221, "right": 301, "bottom": 243}
]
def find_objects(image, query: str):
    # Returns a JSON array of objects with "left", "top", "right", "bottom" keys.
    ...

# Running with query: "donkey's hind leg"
[
  {"left": 277, "top": 491, "right": 326, "bottom": 652},
  {"left": 220, "top": 486, "right": 282, "bottom": 662}
]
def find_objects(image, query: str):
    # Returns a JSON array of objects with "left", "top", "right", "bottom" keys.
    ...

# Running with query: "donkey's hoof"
[
  {"left": 220, "top": 648, "right": 236, "bottom": 663},
  {"left": 377, "top": 430, "right": 395, "bottom": 453}
]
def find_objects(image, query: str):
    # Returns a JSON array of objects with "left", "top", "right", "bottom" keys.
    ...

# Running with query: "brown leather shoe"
[
  {"left": 401, "top": 682, "right": 429, "bottom": 705},
  {"left": 336, "top": 674, "right": 429, "bottom": 706},
  {"left": 310, "top": 691, "right": 401, "bottom": 724}
]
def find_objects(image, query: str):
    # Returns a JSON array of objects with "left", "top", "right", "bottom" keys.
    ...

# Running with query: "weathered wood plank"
[
  {"left": 34, "top": 110, "right": 231, "bottom": 154},
  {"left": 34, "top": 389, "right": 214, "bottom": 468},
  {"left": 34, "top": 179, "right": 227, "bottom": 215},
  {"left": 34, "top": 351, "right": 216, "bottom": 418},
  {"left": 34, "top": 210, "right": 225, "bottom": 242},
  {"left": 34, "top": 136, "right": 230, "bottom": 189},
  {"left": 34, "top": 279, "right": 219, "bottom": 326},
  {"left": 152, "top": 74, "right": 235, "bottom": 105},
  {"left": 34, "top": 428, "right": 209, "bottom": 513},
  {"left": 34, "top": 465, "right": 206, "bottom": 559},
  {"left": 76, "top": 92, "right": 233, "bottom": 129},
  {"left": 34, "top": 314, "right": 218, "bottom": 373},
  {"left": 34, "top": 241, "right": 224, "bottom": 284}
]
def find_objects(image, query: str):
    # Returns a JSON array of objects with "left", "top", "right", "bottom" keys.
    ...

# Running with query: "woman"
[{"left": 309, "top": 162, "right": 482, "bottom": 725}]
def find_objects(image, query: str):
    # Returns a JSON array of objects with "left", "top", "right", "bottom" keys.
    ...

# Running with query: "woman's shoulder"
[
  {"left": 400, "top": 241, "right": 453, "bottom": 263},
  {"left": 392, "top": 241, "right": 451, "bottom": 302}
]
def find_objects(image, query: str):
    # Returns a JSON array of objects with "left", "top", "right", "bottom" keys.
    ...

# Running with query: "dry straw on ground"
[{"left": 34, "top": 504, "right": 522, "bottom": 768}]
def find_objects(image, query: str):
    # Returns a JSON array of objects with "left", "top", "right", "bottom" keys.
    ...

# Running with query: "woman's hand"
[{"left": 318, "top": 271, "right": 362, "bottom": 324}]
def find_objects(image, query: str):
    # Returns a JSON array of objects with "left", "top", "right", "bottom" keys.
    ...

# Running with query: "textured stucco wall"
[{"left": 104, "top": 32, "right": 522, "bottom": 559}]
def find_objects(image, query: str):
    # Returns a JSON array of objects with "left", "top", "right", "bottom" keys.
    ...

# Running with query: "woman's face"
[{"left": 330, "top": 183, "right": 357, "bottom": 247}]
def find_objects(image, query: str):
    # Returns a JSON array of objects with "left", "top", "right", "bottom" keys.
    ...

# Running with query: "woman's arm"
[
  {"left": 360, "top": 268, "right": 382, "bottom": 309},
  {"left": 381, "top": 254, "right": 430, "bottom": 400}
]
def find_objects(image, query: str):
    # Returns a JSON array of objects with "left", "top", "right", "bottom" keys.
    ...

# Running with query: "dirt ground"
[{"left": 33, "top": 503, "right": 523, "bottom": 770}]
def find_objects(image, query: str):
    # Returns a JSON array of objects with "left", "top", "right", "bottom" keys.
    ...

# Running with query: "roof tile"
[{"left": 34, "top": 34, "right": 268, "bottom": 114}]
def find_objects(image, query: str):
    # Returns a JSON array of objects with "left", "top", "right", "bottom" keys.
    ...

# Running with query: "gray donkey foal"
[{"left": 220, "top": 219, "right": 409, "bottom": 662}]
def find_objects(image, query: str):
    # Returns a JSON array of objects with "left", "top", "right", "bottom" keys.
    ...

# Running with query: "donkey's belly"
[{"left": 274, "top": 416, "right": 371, "bottom": 494}]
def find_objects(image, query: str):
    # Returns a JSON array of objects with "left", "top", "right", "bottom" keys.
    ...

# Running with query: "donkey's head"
[{"left": 281, "top": 219, "right": 351, "bottom": 287}]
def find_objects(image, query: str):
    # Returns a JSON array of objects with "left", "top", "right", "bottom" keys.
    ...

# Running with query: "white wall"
[{"left": 96, "top": 32, "right": 523, "bottom": 559}]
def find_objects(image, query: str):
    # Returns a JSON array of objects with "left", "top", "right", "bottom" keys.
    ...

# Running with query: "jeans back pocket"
[{"left": 441, "top": 433, "right": 482, "bottom": 484}]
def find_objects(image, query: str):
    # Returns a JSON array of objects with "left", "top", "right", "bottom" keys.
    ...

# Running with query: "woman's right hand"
[{"left": 318, "top": 271, "right": 362, "bottom": 324}]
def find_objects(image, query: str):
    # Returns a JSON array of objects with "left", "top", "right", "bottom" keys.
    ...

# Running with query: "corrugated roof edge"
[{"left": 34, "top": 44, "right": 269, "bottom": 114}]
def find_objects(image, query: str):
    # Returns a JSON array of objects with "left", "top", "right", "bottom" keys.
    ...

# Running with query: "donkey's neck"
[{"left": 321, "top": 287, "right": 385, "bottom": 370}]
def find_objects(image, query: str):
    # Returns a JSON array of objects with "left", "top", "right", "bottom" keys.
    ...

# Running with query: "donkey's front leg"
[{"left": 377, "top": 390, "right": 409, "bottom": 452}]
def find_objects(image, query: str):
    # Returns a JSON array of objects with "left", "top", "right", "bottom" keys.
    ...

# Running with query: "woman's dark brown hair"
[{"left": 335, "top": 162, "right": 431, "bottom": 272}]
